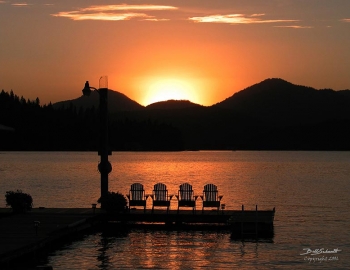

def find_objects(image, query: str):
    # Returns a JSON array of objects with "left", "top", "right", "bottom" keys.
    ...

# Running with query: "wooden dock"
[
  {"left": 0, "top": 206, "right": 275, "bottom": 268},
  {"left": 108, "top": 207, "right": 275, "bottom": 236},
  {"left": 0, "top": 208, "right": 100, "bottom": 269}
]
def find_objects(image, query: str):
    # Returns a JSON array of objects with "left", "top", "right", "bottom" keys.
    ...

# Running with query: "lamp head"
[{"left": 82, "top": 81, "right": 92, "bottom": 96}]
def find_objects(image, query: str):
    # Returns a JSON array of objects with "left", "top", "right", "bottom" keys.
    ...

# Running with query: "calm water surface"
[{"left": 0, "top": 151, "right": 349, "bottom": 269}]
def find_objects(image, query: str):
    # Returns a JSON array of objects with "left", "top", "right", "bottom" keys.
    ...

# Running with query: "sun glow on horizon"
[{"left": 142, "top": 78, "right": 199, "bottom": 106}]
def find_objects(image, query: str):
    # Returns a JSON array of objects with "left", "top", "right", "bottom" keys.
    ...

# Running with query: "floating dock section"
[
  {"left": 107, "top": 205, "right": 275, "bottom": 237},
  {"left": 0, "top": 206, "right": 275, "bottom": 268}
]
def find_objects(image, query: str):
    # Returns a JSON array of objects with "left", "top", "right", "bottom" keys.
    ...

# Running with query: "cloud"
[
  {"left": 54, "top": 12, "right": 151, "bottom": 21},
  {"left": 341, "top": 18, "right": 350, "bottom": 23},
  {"left": 143, "top": 18, "right": 170, "bottom": 22},
  {"left": 12, "top": 2, "right": 31, "bottom": 6},
  {"left": 51, "top": 4, "right": 177, "bottom": 21},
  {"left": 274, "top": 25, "right": 313, "bottom": 29},
  {"left": 251, "top": 13, "right": 266, "bottom": 17},
  {"left": 82, "top": 5, "right": 177, "bottom": 12},
  {"left": 189, "top": 14, "right": 298, "bottom": 25}
]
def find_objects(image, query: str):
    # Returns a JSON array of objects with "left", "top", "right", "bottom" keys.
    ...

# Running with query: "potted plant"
[
  {"left": 98, "top": 191, "right": 127, "bottom": 213},
  {"left": 5, "top": 190, "right": 33, "bottom": 213}
]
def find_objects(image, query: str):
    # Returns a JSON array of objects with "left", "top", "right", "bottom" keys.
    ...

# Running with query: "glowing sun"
[{"left": 143, "top": 78, "right": 197, "bottom": 105}]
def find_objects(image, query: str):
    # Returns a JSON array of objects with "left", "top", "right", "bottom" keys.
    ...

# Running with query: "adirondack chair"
[
  {"left": 176, "top": 183, "right": 197, "bottom": 213},
  {"left": 126, "top": 183, "right": 147, "bottom": 212},
  {"left": 151, "top": 183, "right": 173, "bottom": 213},
  {"left": 201, "top": 184, "right": 223, "bottom": 213}
]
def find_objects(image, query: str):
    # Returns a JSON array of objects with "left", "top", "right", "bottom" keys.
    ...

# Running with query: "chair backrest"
[
  {"left": 130, "top": 183, "right": 145, "bottom": 200},
  {"left": 203, "top": 184, "right": 218, "bottom": 201},
  {"left": 153, "top": 183, "right": 168, "bottom": 201},
  {"left": 179, "top": 183, "right": 194, "bottom": 201}
]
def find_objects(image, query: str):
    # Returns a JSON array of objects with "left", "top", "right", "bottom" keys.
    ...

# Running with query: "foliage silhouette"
[
  {"left": 2, "top": 78, "right": 350, "bottom": 151},
  {"left": 97, "top": 191, "right": 127, "bottom": 213},
  {"left": 5, "top": 190, "right": 33, "bottom": 213},
  {"left": 0, "top": 89, "right": 184, "bottom": 151}
]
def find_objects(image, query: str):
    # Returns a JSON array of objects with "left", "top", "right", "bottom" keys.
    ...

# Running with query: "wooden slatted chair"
[
  {"left": 126, "top": 183, "right": 147, "bottom": 213},
  {"left": 151, "top": 183, "right": 173, "bottom": 213},
  {"left": 176, "top": 183, "right": 197, "bottom": 214},
  {"left": 201, "top": 184, "right": 223, "bottom": 213}
]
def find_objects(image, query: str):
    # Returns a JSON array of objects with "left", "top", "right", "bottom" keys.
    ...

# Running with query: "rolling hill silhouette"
[
  {"left": 146, "top": 100, "right": 203, "bottom": 110},
  {"left": 49, "top": 78, "right": 350, "bottom": 150},
  {"left": 53, "top": 89, "right": 143, "bottom": 113},
  {"left": 214, "top": 78, "right": 350, "bottom": 124},
  {"left": 53, "top": 78, "right": 350, "bottom": 125}
]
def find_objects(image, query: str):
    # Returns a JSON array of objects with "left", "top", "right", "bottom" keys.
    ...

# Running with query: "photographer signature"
[{"left": 300, "top": 248, "right": 342, "bottom": 256}]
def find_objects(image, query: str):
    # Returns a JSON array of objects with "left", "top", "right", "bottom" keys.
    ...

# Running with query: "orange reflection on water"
[
  {"left": 125, "top": 231, "right": 235, "bottom": 269},
  {"left": 109, "top": 151, "right": 264, "bottom": 210}
]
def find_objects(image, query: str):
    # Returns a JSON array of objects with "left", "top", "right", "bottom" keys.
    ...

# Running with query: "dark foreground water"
[{"left": 1, "top": 151, "right": 349, "bottom": 269}]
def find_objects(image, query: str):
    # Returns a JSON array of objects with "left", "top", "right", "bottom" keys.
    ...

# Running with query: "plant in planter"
[
  {"left": 97, "top": 191, "right": 127, "bottom": 213},
  {"left": 5, "top": 190, "right": 33, "bottom": 213}
]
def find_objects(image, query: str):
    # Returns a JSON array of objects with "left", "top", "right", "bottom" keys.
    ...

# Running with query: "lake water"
[{"left": 0, "top": 151, "right": 349, "bottom": 269}]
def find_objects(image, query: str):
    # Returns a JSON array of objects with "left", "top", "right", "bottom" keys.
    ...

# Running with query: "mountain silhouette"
[
  {"left": 4, "top": 78, "right": 350, "bottom": 151},
  {"left": 45, "top": 78, "right": 350, "bottom": 150},
  {"left": 214, "top": 78, "right": 350, "bottom": 124},
  {"left": 53, "top": 89, "right": 143, "bottom": 113},
  {"left": 146, "top": 100, "right": 203, "bottom": 110},
  {"left": 52, "top": 78, "right": 350, "bottom": 126}
]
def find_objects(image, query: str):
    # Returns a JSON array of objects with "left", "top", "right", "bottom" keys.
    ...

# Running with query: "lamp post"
[{"left": 82, "top": 77, "right": 112, "bottom": 205}]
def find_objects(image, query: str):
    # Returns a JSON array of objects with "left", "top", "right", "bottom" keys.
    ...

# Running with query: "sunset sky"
[{"left": 1, "top": 0, "right": 350, "bottom": 106}]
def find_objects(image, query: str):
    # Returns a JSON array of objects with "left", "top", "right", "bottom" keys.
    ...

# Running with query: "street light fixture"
[{"left": 82, "top": 76, "right": 112, "bottom": 206}]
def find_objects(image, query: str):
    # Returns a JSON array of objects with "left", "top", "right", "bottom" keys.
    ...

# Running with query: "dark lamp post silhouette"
[{"left": 82, "top": 77, "right": 111, "bottom": 206}]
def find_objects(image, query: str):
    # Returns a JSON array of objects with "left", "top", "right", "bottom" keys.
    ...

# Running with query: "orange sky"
[{"left": 1, "top": 1, "right": 350, "bottom": 106}]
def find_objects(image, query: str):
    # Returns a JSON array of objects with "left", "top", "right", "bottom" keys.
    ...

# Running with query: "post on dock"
[
  {"left": 82, "top": 77, "right": 112, "bottom": 205},
  {"left": 241, "top": 204, "right": 244, "bottom": 236},
  {"left": 34, "top": 221, "right": 40, "bottom": 236},
  {"left": 97, "top": 85, "right": 111, "bottom": 202},
  {"left": 221, "top": 204, "right": 226, "bottom": 215},
  {"left": 92, "top": 203, "right": 97, "bottom": 214},
  {"left": 255, "top": 205, "right": 258, "bottom": 237}
]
